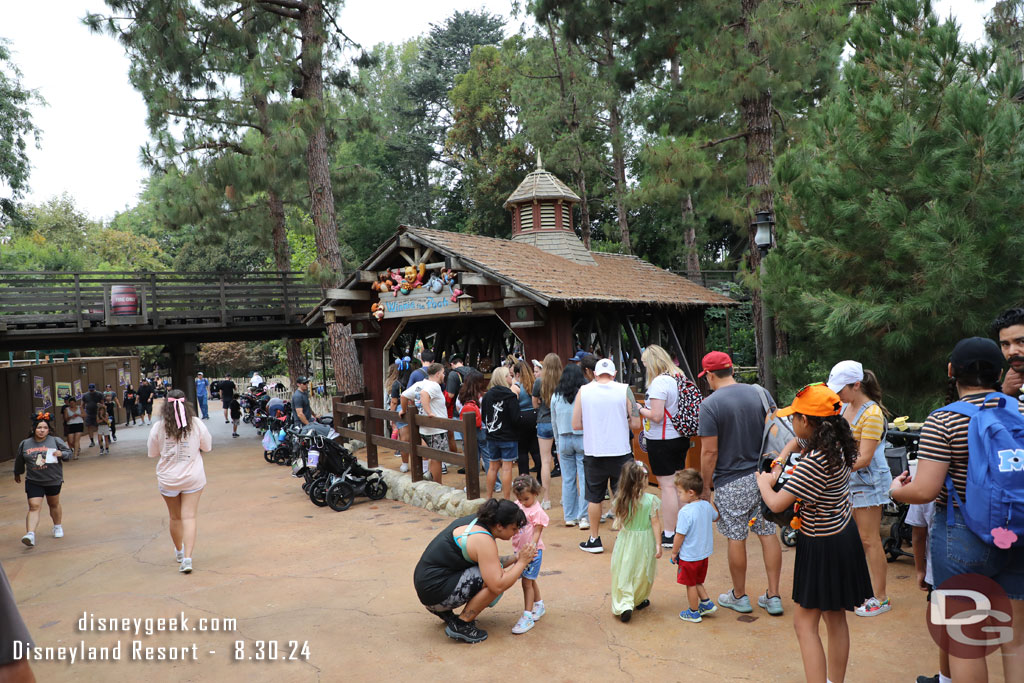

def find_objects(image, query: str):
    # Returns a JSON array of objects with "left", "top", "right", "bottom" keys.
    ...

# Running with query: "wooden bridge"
[{"left": 0, "top": 271, "right": 325, "bottom": 351}]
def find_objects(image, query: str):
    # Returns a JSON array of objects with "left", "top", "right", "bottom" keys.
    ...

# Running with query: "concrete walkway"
[{"left": 0, "top": 403, "right": 1006, "bottom": 682}]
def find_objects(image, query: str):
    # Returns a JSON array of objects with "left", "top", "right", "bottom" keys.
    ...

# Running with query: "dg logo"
[{"left": 927, "top": 573, "right": 1013, "bottom": 659}]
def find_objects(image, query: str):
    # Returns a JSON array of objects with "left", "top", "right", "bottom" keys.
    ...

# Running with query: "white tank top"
[{"left": 580, "top": 380, "right": 631, "bottom": 456}]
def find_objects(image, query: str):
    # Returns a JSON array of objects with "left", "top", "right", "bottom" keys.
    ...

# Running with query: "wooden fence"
[{"left": 332, "top": 398, "right": 481, "bottom": 499}]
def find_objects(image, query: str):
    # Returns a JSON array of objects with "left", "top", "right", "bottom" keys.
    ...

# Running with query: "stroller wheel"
[
  {"left": 309, "top": 478, "right": 329, "bottom": 507},
  {"left": 883, "top": 537, "right": 901, "bottom": 562},
  {"left": 243, "top": 415, "right": 251, "bottom": 424},
  {"left": 327, "top": 482, "right": 355, "bottom": 512},
  {"left": 263, "top": 450, "right": 275, "bottom": 464},
  {"left": 304, "top": 469, "right": 315, "bottom": 487},
  {"left": 781, "top": 526, "right": 798, "bottom": 548},
  {"left": 366, "top": 477, "right": 388, "bottom": 501}
]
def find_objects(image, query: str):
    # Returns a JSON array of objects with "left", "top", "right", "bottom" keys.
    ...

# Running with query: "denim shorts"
[
  {"left": 849, "top": 468, "right": 891, "bottom": 508},
  {"left": 522, "top": 549, "right": 543, "bottom": 580},
  {"left": 395, "top": 421, "right": 408, "bottom": 430},
  {"left": 490, "top": 440, "right": 518, "bottom": 462},
  {"left": 536, "top": 422, "right": 554, "bottom": 439},
  {"left": 930, "top": 505, "right": 1024, "bottom": 600}
]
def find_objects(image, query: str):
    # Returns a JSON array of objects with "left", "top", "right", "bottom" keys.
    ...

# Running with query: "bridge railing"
[{"left": 0, "top": 271, "right": 323, "bottom": 330}]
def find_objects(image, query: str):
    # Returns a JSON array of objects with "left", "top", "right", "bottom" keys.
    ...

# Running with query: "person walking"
[
  {"left": 609, "top": 460, "right": 662, "bottom": 622},
  {"left": 195, "top": 372, "right": 210, "bottom": 420},
  {"left": 137, "top": 379, "right": 155, "bottom": 425},
  {"left": 573, "top": 358, "right": 641, "bottom": 554},
  {"left": 123, "top": 385, "right": 138, "bottom": 426},
  {"left": 219, "top": 374, "right": 236, "bottom": 424},
  {"left": 550, "top": 364, "right": 587, "bottom": 527},
  {"left": 61, "top": 397, "right": 84, "bottom": 459},
  {"left": 82, "top": 383, "right": 104, "bottom": 448},
  {"left": 697, "top": 351, "right": 784, "bottom": 616},
  {"left": 147, "top": 390, "right": 212, "bottom": 574},
  {"left": 532, "top": 353, "right": 563, "bottom": 509},
  {"left": 102, "top": 384, "right": 120, "bottom": 442},
  {"left": 13, "top": 418, "right": 72, "bottom": 547},
  {"left": 637, "top": 344, "right": 701, "bottom": 549}
]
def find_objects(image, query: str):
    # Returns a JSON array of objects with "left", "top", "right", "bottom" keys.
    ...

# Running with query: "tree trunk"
[
  {"left": 264, "top": 191, "right": 305, "bottom": 384},
  {"left": 576, "top": 167, "right": 592, "bottom": 250},
  {"left": 683, "top": 193, "right": 700, "bottom": 274},
  {"left": 608, "top": 100, "right": 632, "bottom": 255},
  {"left": 741, "top": 0, "right": 777, "bottom": 394},
  {"left": 297, "top": 0, "right": 362, "bottom": 395}
]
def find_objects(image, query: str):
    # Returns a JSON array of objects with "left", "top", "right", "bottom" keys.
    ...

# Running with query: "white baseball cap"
[
  {"left": 595, "top": 358, "right": 616, "bottom": 376},
  {"left": 826, "top": 360, "right": 863, "bottom": 393}
]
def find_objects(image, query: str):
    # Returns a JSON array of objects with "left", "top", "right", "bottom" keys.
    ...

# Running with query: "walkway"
[{"left": 0, "top": 405, "right": 1005, "bottom": 682}]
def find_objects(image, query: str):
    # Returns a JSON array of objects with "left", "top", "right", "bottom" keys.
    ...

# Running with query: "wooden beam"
[
  {"left": 355, "top": 270, "right": 378, "bottom": 283},
  {"left": 502, "top": 297, "right": 534, "bottom": 308},
  {"left": 666, "top": 314, "right": 697, "bottom": 382},
  {"left": 325, "top": 288, "right": 372, "bottom": 301},
  {"left": 398, "top": 236, "right": 417, "bottom": 248},
  {"left": 460, "top": 273, "right": 498, "bottom": 286},
  {"left": 510, "top": 320, "right": 547, "bottom": 329},
  {"left": 399, "top": 250, "right": 416, "bottom": 266}
]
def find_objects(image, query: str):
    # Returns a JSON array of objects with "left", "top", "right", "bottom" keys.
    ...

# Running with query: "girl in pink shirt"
[
  {"left": 147, "top": 390, "right": 212, "bottom": 574},
  {"left": 511, "top": 475, "right": 548, "bottom": 634}
]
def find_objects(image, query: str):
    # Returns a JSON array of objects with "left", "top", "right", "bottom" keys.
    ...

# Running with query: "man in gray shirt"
[
  {"left": 697, "top": 351, "right": 783, "bottom": 617},
  {"left": 292, "top": 377, "right": 315, "bottom": 426}
]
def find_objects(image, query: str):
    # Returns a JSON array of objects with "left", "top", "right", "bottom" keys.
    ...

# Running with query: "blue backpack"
[{"left": 939, "top": 393, "right": 1024, "bottom": 548}]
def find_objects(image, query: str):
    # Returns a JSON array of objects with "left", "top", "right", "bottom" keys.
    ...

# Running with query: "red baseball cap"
[{"left": 698, "top": 351, "right": 733, "bottom": 378}]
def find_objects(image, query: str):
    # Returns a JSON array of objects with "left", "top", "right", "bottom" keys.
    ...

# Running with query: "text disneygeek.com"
[{"left": 9, "top": 612, "right": 310, "bottom": 663}]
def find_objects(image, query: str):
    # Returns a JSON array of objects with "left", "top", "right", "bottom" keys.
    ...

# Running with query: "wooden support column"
[
  {"left": 170, "top": 342, "right": 198, "bottom": 406},
  {"left": 363, "top": 399, "right": 378, "bottom": 468}
]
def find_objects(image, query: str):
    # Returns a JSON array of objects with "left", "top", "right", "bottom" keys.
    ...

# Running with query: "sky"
[{"left": 0, "top": 0, "right": 998, "bottom": 221}]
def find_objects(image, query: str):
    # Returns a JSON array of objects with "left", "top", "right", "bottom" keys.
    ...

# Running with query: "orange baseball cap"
[
  {"left": 775, "top": 383, "right": 843, "bottom": 418},
  {"left": 698, "top": 351, "right": 733, "bottom": 377}
]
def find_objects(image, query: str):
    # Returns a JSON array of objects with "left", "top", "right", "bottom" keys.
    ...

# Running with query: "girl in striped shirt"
[{"left": 757, "top": 383, "right": 872, "bottom": 683}]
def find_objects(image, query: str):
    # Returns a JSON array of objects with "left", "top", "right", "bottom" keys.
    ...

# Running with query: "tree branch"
[
  {"left": 700, "top": 131, "right": 749, "bottom": 148},
  {"left": 256, "top": 2, "right": 301, "bottom": 20}
]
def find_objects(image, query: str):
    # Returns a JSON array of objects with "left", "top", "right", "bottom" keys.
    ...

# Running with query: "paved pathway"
[{"left": 0, "top": 403, "right": 1006, "bottom": 682}]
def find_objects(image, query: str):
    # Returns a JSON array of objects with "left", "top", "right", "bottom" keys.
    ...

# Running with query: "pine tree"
[
  {"left": 0, "top": 38, "right": 42, "bottom": 225},
  {"left": 768, "top": 0, "right": 1024, "bottom": 413}
]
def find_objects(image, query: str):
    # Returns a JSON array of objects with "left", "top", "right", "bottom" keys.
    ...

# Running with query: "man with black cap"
[
  {"left": 292, "top": 376, "right": 316, "bottom": 426},
  {"left": 82, "top": 383, "right": 104, "bottom": 448},
  {"left": 890, "top": 337, "right": 1024, "bottom": 683},
  {"left": 992, "top": 307, "right": 1024, "bottom": 399},
  {"left": 696, "top": 351, "right": 783, "bottom": 616}
]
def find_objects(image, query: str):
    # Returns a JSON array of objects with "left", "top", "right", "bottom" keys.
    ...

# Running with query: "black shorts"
[
  {"left": 645, "top": 437, "right": 687, "bottom": 476},
  {"left": 583, "top": 454, "right": 633, "bottom": 504},
  {"left": 26, "top": 482, "right": 62, "bottom": 499},
  {"left": 143, "top": 402, "right": 153, "bottom": 415},
  {"left": 65, "top": 423, "right": 84, "bottom": 434}
]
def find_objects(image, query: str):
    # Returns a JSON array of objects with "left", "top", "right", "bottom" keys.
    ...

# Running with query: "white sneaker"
[
  {"left": 578, "top": 517, "right": 591, "bottom": 530},
  {"left": 21, "top": 531, "right": 35, "bottom": 547},
  {"left": 531, "top": 601, "right": 546, "bottom": 620},
  {"left": 399, "top": 463, "right": 409, "bottom": 473},
  {"left": 441, "top": 463, "right": 448, "bottom": 474},
  {"left": 52, "top": 525, "right": 63, "bottom": 538},
  {"left": 175, "top": 547, "right": 184, "bottom": 563},
  {"left": 179, "top": 558, "right": 193, "bottom": 574},
  {"left": 601, "top": 511, "right": 614, "bottom": 522},
  {"left": 540, "top": 500, "right": 551, "bottom": 510},
  {"left": 511, "top": 611, "right": 535, "bottom": 634}
]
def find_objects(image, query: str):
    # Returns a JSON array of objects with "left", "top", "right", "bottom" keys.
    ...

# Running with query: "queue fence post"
[
  {"left": 462, "top": 413, "right": 480, "bottom": 500},
  {"left": 409, "top": 411, "right": 422, "bottom": 482},
  {"left": 363, "top": 399, "right": 377, "bottom": 468}
]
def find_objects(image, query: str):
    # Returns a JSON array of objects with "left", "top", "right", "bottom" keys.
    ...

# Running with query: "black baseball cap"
[
  {"left": 950, "top": 337, "right": 1004, "bottom": 374},
  {"left": 88, "top": 383, "right": 96, "bottom": 389},
  {"left": 297, "top": 376, "right": 310, "bottom": 384}
]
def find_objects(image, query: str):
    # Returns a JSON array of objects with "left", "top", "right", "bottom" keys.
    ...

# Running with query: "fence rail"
[
  {"left": 333, "top": 398, "right": 481, "bottom": 499},
  {"left": 0, "top": 271, "right": 322, "bottom": 334}
]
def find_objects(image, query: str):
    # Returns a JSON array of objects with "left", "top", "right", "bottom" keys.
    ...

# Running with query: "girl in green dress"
[{"left": 609, "top": 460, "right": 663, "bottom": 622}]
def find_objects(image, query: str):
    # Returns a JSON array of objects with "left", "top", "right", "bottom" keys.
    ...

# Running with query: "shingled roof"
[
  {"left": 503, "top": 167, "right": 582, "bottom": 208},
  {"left": 340, "top": 226, "right": 735, "bottom": 309}
]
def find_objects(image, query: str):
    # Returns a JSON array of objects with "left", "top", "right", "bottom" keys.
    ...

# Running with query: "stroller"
[
  {"left": 882, "top": 428, "right": 920, "bottom": 562},
  {"left": 304, "top": 435, "right": 387, "bottom": 511}
]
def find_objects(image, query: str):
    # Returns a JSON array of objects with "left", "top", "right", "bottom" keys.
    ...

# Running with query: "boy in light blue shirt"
[{"left": 670, "top": 469, "right": 719, "bottom": 623}]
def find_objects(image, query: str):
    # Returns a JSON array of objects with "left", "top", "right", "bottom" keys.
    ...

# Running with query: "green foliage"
[
  {"left": 767, "top": 0, "right": 1024, "bottom": 417},
  {"left": 704, "top": 283, "right": 757, "bottom": 369},
  {"left": 0, "top": 38, "right": 42, "bottom": 224}
]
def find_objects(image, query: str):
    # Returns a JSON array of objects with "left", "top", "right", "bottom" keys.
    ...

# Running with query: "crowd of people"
[{"left": 410, "top": 307, "right": 1024, "bottom": 683}]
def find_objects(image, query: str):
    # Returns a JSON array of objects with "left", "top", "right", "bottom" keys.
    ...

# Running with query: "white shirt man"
[{"left": 572, "top": 358, "right": 640, "bottom": 554}]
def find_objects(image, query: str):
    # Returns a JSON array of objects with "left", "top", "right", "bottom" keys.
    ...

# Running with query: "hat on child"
[{"left": 775, "top": 383, "right": 843, "bottom": 418}]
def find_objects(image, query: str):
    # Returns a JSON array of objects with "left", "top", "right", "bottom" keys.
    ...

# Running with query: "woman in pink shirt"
[{"left": 147, "top": 389, "right": 212, "bottom": 574}]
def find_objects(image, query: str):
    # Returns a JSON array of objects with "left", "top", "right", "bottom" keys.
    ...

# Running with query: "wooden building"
[{"left": 309, "top": 162, "right": 736, "bottom": 403}]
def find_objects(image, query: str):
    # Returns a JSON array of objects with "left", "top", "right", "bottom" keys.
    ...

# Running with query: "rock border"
[{"left": 371, "top": 462, "right": 487, "bottom": 517}]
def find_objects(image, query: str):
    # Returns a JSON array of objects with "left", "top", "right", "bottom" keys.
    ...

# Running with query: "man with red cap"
[{"left": 697, "top": 351, "right": 784, "bottom": 616}]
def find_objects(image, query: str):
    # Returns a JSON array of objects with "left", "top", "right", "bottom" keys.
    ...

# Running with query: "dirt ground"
[{"left": 0, "top": 402, "right": 1007, "bottom": 682}]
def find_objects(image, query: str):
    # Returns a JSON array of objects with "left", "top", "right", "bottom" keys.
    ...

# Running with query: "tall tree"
[
  {"left": 768, "top": 0, "right": 1024, "bottom": 413},
  {"left": 0, "top": 38, "right": 42, "bottom": 226}
]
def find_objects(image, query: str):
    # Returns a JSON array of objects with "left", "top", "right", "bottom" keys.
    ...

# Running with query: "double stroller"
[{"left": 302, "top": 430, "right": 388, "bottom": 512}]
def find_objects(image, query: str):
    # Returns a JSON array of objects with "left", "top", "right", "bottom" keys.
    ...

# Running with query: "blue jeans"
[
  {"left": 197, "top": 395, "right": 209, "bottom": 419},
  {"left": 557, "top": 433, "right": 586, "bottom": 523},
  {"left": 931, "top": 505, "right": 1024, "bottom": 600}
]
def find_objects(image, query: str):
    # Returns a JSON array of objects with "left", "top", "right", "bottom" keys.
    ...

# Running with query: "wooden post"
[
  {"left": 150, "top": 273, "right": 160, "bottom": 327},
  {"left": 281, "top": 272, "right": 292, "bottom": 319},
  {"left": 462, "top": 412, "right": 480, "bottom": 499},
  {"left": 409, "top": 410, "right": 422, "bottom": 482},
  {"left": 74, "top": 274, "right": 83, "bottom": 331},
  {"left": 363, "top": 399, "right": 378, "bottom": 468},
  {"left": 219, "top": 276, "right": 227, "bottom": 324}
]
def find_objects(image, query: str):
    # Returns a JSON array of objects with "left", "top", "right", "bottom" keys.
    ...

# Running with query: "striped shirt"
[
  {"left": 781, "top": 449, "right": 852, "bottom": 537},
  {"left": 917, "top": 393, "right": 1024, "bottom": 507},
  {"left": 850, "top": 403, "right": 885, "bottom": 443}
]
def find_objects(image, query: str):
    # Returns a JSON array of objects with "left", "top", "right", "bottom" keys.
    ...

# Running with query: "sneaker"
[
  {"left": 718, "top": 590, "right": 753, "bottom": 614},
  {"left": 915, "top": 676, "right": 940, "bottom": 683},
  {"left": 601, "top": 511, "right": 614, "bottom": 522},
  {"left": 661, "top": 532, "right": 675, "bottom": 549},
  {"left": 89, "top": 441, "right": 96, "bottom": 448},
  {"left": 698, "top": 598, "right": 718, "bottom": 616},
  {"left": 531, "top": 601, "right": 546, "bottom": 620},
  {"left": 225, "top": 420, "right": 230, "bottom": 424},
  {"left": 579, "top": 537, "right": 604, "bottom": 554},
  {"left": 540, "top": 500, "right": 551, "bottom": 510},
  {"left": 636, "top": 599, "right": 650, "bottom": 611},
  {"left": 175, "top": 547, "right": 184, "bottom": 563},
  {"left": 512, "top": 611, "right": 535, "bottom": 634},
  {"left": 758, "top": 593, "right": 784, "bottom": 616},
  {"left": 619, "top": 609, "right": 633, "bottom": 623},
  {"left": 679, "top": 608, "right": 703, "bottom": 623},
  {"left": 441, "top": 463, "right": 448, "bottom": 474},
  {"left": 52, "top": 525, "right": 64, "bottom": 538},
  {"left": 564, "top": 519, "right": 578, "bottom": 527},
  {"left": 445, "top": 618, "right": 488, "bottom": 644},
  {"left": 399, "top": 463, "right": 409, "bottom": 473},
  {"left": 432, "top": 609, "right": 456, "bottom": 625},
  {"left": 855, "top": 597, "right": 891, "bottom": 617},
  {"left": 578, "top": 517, "right": 590, "bottom": 530},
  {"left": 493, "top": 481, "right": 502, "bottom": 493},
  {"left": 21, "top": 531, "right": 35, "bottom": 547},
  {"left": 111, "top": 435, "right": 117, "bottom": 442},
  {"left": 232, "top": 433, "right": 240, "bottom": 438},
  {"left": 179, "top": 558, "right": 193, "bottom": 574}
]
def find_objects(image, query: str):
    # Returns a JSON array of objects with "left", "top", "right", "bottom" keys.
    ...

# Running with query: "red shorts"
[{"left": 676, "top": 558, "right": 709, "bottom": 587}]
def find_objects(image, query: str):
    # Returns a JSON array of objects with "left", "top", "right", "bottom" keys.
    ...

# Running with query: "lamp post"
[{"left": 753, "top": 210, "right": 777, "bottom": 395}]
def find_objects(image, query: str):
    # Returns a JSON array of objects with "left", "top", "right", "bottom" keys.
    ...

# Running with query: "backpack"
[
  {"left": 755, "top": 384, "right": 795, "bottom": 462},
  {"left": 936, "top": 393, "right": 1024, "bottom": 548},
  {"left": 664, "top": 373, "right": 701, "bottom": 436}
]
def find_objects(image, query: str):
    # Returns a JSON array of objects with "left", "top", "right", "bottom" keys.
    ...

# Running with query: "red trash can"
[{"left": 110, "top": 285, "right": 139, "bottom": 316}]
